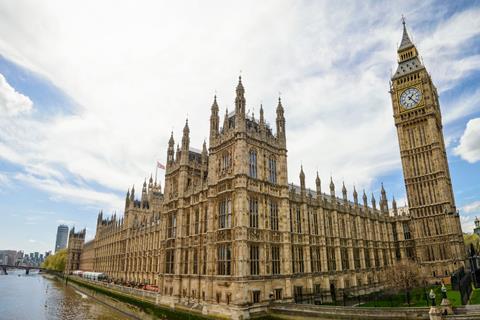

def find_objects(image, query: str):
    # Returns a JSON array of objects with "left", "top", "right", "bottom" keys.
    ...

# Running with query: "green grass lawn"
[
  {"left": 470, "top": 288, "right": 480, "bottom": 305},
  {"left": 359, "top": 285, "right": 461, "bottom": 308}
]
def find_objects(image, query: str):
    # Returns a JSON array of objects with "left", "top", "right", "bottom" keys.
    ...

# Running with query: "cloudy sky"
[{"left": 0, "top": 0, "right": 479, "bottom": 253}]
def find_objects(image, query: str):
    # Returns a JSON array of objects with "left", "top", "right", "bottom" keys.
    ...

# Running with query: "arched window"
[
  {"left": 268, "top": 157, "right": 277, "bottom": 184},
  {"left": 219, "top": 198, "right": 232, "bottom": 229},
  {"left": 249, "top": 150, "right": 257, "bottom": 178}
]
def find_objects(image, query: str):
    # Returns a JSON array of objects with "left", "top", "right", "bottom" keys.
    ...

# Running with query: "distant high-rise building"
[{"left": 55, "top": 224, "right": 69, "bottom": 253}]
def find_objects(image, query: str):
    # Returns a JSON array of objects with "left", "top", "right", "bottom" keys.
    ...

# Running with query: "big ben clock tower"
[{"left": 390, "top": 20, "right": 465, "bottom": 276}]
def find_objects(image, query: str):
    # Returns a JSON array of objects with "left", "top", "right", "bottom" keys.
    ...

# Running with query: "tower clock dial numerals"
[{"left": 400, "top": 87, "right": 422, "bottom": 109}]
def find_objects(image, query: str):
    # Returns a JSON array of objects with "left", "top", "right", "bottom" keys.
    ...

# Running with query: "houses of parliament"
[{"left": 66, "top": 22, "right": 465, "bottom": 318}]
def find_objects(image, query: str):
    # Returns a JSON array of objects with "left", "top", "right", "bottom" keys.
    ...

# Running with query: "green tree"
[
  {"left": 463, "top": 233, "right": 480, "bottom": 254},
  {"left": 41, "top": 249, "right": 67, "bottom": 271},
  {"left": 385, "top": 259, "right": 428, "bottom": 306}
]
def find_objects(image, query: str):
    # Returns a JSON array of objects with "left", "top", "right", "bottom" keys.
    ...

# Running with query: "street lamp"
[
  {"left": 441, "top": 284, "right": 447, "bottom": 300},
  {"left": 429, "top": 289, "right": 436, "bottom": 307}
]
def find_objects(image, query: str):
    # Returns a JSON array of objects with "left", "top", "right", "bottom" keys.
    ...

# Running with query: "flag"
[{"left": 157, "top": 161, "right": 166, "bottom": 170}]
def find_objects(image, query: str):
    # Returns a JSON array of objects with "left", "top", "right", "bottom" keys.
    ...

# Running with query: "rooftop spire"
[
  {"left": 398, "top": 16, "right": 414, "bottom": 51},
  {"left": 168, "top": 131, "right": 174, "bottom": 146},
  {"left": 211, "top": 95, "right": 219, "bottom": 112},
  {"left": 236, "top": 75, "right": 244, "bottom": 96}
]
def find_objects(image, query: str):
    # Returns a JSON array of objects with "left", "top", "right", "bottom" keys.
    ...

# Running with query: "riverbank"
[
  {"left": 0, "top": 270, "right": 129, "bottom": 320},
  {"left": 43, "top": 273, "right": 148, "bottom": 319},
  {"left": 56, "top": 274, "right": 227, "bottom": 320}
]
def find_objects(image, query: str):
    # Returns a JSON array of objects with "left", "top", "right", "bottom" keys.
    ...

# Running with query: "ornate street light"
[
  {"left": 429, "top": 289, "right": 436, "bottom": 306},
  {"left": 441, "top": 284, "right": 447, "bottom": 300}
]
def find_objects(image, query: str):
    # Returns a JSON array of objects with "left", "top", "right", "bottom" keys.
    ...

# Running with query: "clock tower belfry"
[{"left": 390, "top": 20, "right": 464, "bottom": 276}]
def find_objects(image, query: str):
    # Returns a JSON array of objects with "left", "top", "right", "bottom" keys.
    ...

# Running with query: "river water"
[{"left": 0, "top": 269, "right": 130, "bottom": 320}]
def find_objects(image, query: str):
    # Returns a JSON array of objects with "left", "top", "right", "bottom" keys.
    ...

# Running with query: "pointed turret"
[
  {"left": 392, "top": 196, "right": 398, "bottom": 216},
  {"left": 276, "top": 97, "right": 286, "bottom": 142},
  {"left": 380, "top": 183, "right": 389, "bottom": 214},
  {"left": 182, "top": 119, "right": 190, "bottom": 151},
  {"left": 399, "top": 18, "right": 414, "bottom": 51},
  {"left": 371, "top": 193, "right": 377, "bottom": 211},
  {"left": 362, "top": 189, "right": 368, "bottom": 208},
  {"left": 234, "top": 76, "right": 246, "bottom": 131},
  {"left": 315, "top": 172, "right": 321, "bottom": 196},
  {"left": 329, "top": 177, "right": 335, "bottom": 197},
  {"left": 392, "top": 17, "right": 423, "bottom": 80},
  {"left": 176, "top": 144, "right": 180, "bottom": 161},
  {"left": 130, "top": 185, "right": 135, "bottom": 202},
  {"left": 223, "top": 108, "right": 229, "bottom": 131},
  {"left": 259, "top": 104, "right": 265, "bottom": 131},
  {"left": 210, "top": 95, "right": 219, "bottom": 141},
  {"left": 167, "top": 132, "right": 175, "bottom": 165},
  {"left": 342, "top": 182, "right": 347, "bottom": 202},
  {"left": 299, "top": 166, "right": 305, "bottom": 191},
  {"left": 202, "top": 140, "right": 208, "bottom": 164},
  {"left": 141, "top": 179, "right": 148, "bottom": 208},
  {"left": 353, "top": 186, "right": 358, "bottom": 205},
  {"left": 125, "top": 188, "right": 130, "bottom": 209}
]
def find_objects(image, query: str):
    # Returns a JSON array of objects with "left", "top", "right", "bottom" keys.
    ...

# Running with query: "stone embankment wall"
[{"left": 270, "top": 303, "right": 430, "bottom": 320}]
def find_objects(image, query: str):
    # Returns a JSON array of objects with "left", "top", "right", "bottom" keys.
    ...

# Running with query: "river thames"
[{"left": 0, "top": 269, "right": 130, "bottom": 319}]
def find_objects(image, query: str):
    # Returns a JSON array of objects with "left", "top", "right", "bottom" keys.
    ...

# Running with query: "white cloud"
[
  {"left": 454, "top": 118, "right": 480, "bottom": 163},
  {"left": 444, "top": 91, "right": 480, "bottom": 125},
  {"left": 0, "top": 172, "right": 9, "bottom": 186},
  {"left": 0, "top": 1, "right": 478, "bottom": 212},
  {"left": 463, "top": 200, "right": 480, "bottom": 214},
  {"left": 0, "top": 73, "right": 32, "bottom": 116},
  {"left": 15, "top": 173, "right": 124, "bottom": 211}
]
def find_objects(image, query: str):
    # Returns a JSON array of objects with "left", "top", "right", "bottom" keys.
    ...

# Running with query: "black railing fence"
[{"left": 293, "top": 285, "right": 440, "bottom": 307}]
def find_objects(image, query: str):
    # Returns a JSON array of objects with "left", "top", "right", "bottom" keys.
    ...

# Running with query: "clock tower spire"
[{"left": 390, "top": 19, "right": 464, "bottom": 277}]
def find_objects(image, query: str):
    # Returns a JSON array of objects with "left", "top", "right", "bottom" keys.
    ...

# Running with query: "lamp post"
[
  {"left": 441, "top": 284, "right": 447, "bottom": 300},
  {"left": 429, "top": 289, "right": 436, "bottom": 307}
]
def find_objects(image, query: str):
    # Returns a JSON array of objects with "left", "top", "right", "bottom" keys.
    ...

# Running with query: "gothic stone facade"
[
  {"left": 72, "top": 23, "right": 464, "bottom": 318},
  {"left": 65, "top": 227, "right": 86, "bottom": 274}
]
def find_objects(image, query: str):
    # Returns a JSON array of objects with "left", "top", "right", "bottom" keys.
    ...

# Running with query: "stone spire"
[
  {"left": 176, "top": 144, "right": 180, "bottom": 161},
  {"left": 202, "top": 140, "right": 208, "bottom": 163},
  {"left": 342, "top": 182, "right": 347, "bottom": 202},
  {"left": 329, "top": 177, "right": 335, "bottom": 197},
  {"left": 276, "top": 97, "right": 286, "bottom": 142},
  {"left": 125, "top": 188, "right": 130, "bottom": 209},
  {"left": 380, "top": 183, "right": 389, "bottom": 213},
  {"left": 393, "top": 17, "right": 422, "bottom": 79},
  {"left": 371, "top": 193, "right": 377, "bottom": 211},
  {"left": 210, "top": 95, "right": 219, "bottom": 141},
  {"left": 392, "top": 196, "right": 398, "bottom": 216},
  {"left": 299, "top": 165, "right": 306, "bottom": 191},
  {"left": 182, "top": 118, "right": 190, "bottom": 151},
  {"left": 315, "top": 171, "right": 321, "bottom": 196},
  {"left": 223, "top": 107, "right": 229, "bottom": 131},
  {"left": 235, "top": 76, "right": 246, "bottom": 130},
  {"left": 130, "top": 185, "right": 135, "bottom": 202},
  {"left": 353, "top": 186, "right": 358, "bottom": 205},
  {"left": 167, "top": 132, "right": 175, "bottom": 165},
  {"left": 259, "top": 104, "right": 265, "bottom": 131},
  {"left": 398, "top": 17, "right": 414, "bottom": 51},
  {"left": 362, "top": 189, "right": 368, "bottom": 207}
]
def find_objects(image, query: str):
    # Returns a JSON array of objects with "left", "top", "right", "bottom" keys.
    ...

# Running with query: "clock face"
[{"left": 400, "top": 87, "right": 422, "bottom": 109}]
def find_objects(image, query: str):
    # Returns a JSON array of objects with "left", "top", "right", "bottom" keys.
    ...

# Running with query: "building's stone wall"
[
  {"left": 65, "top": 227, "right": 85, "bottom": 274},
  {"left": 79, "top": 240, "right": 95, "bottom": 271}
]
